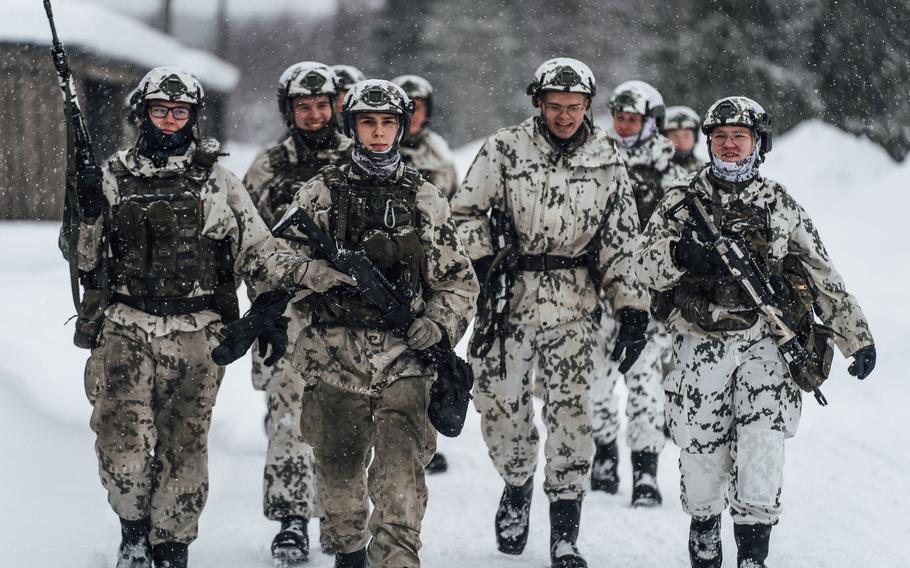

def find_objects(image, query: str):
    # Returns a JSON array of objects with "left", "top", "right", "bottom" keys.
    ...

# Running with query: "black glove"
[
  {"left": 75, "top": 165, "right": 104, "bottom": 219},
  {"left": 848, "top": 345, "right": 876, "bottom": 380},
  {"left": 211, "top": 290, "right": 291, "bottom": 366},
  {"left": 672, "top": 232, "right": 716, "bottom": 275},
  {"left": 610, "top": 307, "right": 649, "bottom": 373}
]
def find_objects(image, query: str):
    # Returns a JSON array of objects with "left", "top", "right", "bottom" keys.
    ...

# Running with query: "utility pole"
[
  {"left": 161, "top": 0, "right": 173, "bottom": 34},
  {"left": 216, "top": 0, "right": 229, "bottom": 59}
]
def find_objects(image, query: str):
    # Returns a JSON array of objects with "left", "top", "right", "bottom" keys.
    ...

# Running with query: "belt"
[
  {"left": 113, "top": 294, "right": 216, "bottom": 316},
  {"left": 516, "top": 254, "right": 587, "bottom": 271}
]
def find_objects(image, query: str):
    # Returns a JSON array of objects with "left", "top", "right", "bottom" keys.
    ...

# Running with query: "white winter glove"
[
  {"left": 406, "top": 317, "right": 443, "bottom": 351},
  {"left": 295, "top": 259, "right": 356, "bottom": 293}
]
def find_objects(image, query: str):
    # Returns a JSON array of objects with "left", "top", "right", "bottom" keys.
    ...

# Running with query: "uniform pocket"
[{"left": 663, "top": 368, "right": 692, "bottom": 448}]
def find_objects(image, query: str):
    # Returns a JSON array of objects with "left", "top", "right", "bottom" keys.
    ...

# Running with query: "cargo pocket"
[{"left": 663, "top": 367, "right": 692, "bottom": 449}]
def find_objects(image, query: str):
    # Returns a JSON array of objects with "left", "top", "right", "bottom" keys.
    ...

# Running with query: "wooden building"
[{"left": 1, "top": 2, "right": 239, "bottom": 220}]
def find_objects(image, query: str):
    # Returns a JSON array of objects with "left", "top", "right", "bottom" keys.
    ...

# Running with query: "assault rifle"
[
  {"left": 45, "top": 0, "right": 108, "bottom": 348},
  {"left": 666, "top": 193, "right": 828, "bottom": 406},
  {"left": 272, "top": 207, "right": 475, "bottom": 437},
  {"left": 469, "top": 208, "right": 518, "bottom": 380}
]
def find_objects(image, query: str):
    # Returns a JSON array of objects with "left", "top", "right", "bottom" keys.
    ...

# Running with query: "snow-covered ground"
[{"left": 1, "top": 120, "right": 908, "bottom": 567}]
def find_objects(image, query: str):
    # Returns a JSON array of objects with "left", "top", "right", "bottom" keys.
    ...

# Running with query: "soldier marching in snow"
[
  {"left": 450, "top": 58, "right": 650, "bottom": 568},
  {"left": 662, "top": 105, "right": 703, "bottom": 173},
  {"left": 590, "top": 80, "right": 686, "bottom": 506},
  {"left": 262, "top": 79, "right": 478, "bottom": 567},
  {"left": 637, "top": 96, "right": 876, "bottom": 568},
  {"left": 242, "top": 60, "right": 352, "bottom": 566},
  {"left": 61, "top": 67, "right": 331, "bottom": 568}
]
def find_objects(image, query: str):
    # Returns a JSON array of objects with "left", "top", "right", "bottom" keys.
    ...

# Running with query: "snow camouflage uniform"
[
  {"left": 663, "top": 105, "right": 703, "bottom": 174},
  {"left": 638, "top": 168, "right": 874, "bottom": 528},
  {"left": 399, "top": 129, "right": 459, "bottom": 200},
  {"left": 275, "top": 161, "right": 477, "bottom": 566},
  {"left": 451, "top": 115, "right": 649, "bottom": 503},
  {"left": 593, "top": 121, "right": 686, "bottom": 473},
  {"left": 243, "top": 129, "right": 352, "bottom": 528},
  {"left": 69, "top": 142, "right": 299, "bottom": 550}
]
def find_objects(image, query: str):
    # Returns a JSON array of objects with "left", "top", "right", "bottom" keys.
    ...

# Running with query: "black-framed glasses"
[{"left": 148, "top": 106, "right": 191, "bottom": 120}]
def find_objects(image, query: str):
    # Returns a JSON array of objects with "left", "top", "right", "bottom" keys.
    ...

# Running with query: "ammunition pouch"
[{"left": 74, "top": 288, "right": 106, "bottom": 349}]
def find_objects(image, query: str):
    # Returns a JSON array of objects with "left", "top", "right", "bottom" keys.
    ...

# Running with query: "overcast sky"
[{"left": 74, "top": 0, "right": 337, "bottom": 20}]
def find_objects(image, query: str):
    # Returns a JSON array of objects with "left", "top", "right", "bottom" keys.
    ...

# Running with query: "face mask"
[
  {"left": 610, "top": 116, "right": 657, "bottom": 149},
  {"left": 710, "top": 138, "right": 761, "bottom": 184},
  {"left": 137, "top": 108, "right": 195, "bottom": 167}
]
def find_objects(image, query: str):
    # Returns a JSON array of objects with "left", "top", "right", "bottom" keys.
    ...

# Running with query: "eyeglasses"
[
  {"left": 711, "top": 132, "right": 753, "bottom": 146},
  {"left": 543, "top": 103, "right": 586, "bottom": 115},
  {"left": 148, "top": 106, "right": 192, "bottom": 120}
]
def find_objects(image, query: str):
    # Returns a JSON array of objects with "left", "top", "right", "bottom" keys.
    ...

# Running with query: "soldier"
[
  {"left": 450, "top": 58, "right": 650, "bottom": 568},
  {"left": 662, "top": 105, "right": 703, "bottom": 173},
  {"left": 392, "top": 74, "right": 459, "bottom": 201},
  {"left": 637, "top": 96, "right": 876, "bottom": 567},
  {"left": 273, "top": 79, "right": 477, "bottom": 567},
  {"left": 63, "top": 67, "right": 340, "bottom": 568},
  {"left": 590, "top": 80, "right": 686, "bottom": 506},
  {"left": 242, "top": 60, "right": 352, "bottom": 566},
  {"left": 330, "top": 64, "right": 367, "bottom": 130}
]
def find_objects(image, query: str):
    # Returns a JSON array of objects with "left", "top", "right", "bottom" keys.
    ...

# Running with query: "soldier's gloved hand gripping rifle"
[
  {"left": 45, "top": 0, "right": 109, "bottom": 348},
  {"left": 269, "top": 206, "right": 475, "bottom": 437},
  {"left": 666, "top": 193, "right": 829, "bottom": 406}
]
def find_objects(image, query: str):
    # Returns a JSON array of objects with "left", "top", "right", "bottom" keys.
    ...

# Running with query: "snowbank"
[{"left": 2, "top": 0, "right": 239, "bottom": 92}]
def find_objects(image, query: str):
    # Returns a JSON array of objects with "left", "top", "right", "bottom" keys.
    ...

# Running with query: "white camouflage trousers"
[
  {"left": 591, "top": 314, "right": 670, "bottom": 452},
  {"left": 664, "top": 328, "right": 802, "bottom": 525},
  {"left": 471, "top": 318, "right": 603, "bottom": 501}
]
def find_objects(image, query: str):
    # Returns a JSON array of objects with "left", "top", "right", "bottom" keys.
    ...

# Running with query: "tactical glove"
[
  {"left": 295, "top": 259, "right": 357, "bottom": 293},
  {"left": 848, "top": 344, "right": 876, "bottom": 380},
  {"left": 610, "top": 307, "right": 649, "bottom": 373},
  {"left": 406, "top": 317, "right": 444, "bottom": 351},
  {"left": 211, "top": 290, "right": 291, "bottom": 366},
  {"left": 672, "top": 232, "right": 716, "bottom": 275},
  {"left": 76, "top": 165, "right": 104, "bottom": 220}
]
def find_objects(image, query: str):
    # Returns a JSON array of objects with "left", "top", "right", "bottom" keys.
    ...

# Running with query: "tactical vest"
[
  {"left": 672, "top": 190, "right": 774, "bottom": 332},
  {"left": 108, "top": 153, "right": 229, "bottom": 302},
  {"left": 309, "top": 165, "right": 425, "bottom": 329},
  {"left": 627, "top": 164, "right": 664, "bottom": 230},
  {"left": 262, "top": 141, "right": 337, "bottom": 225}
]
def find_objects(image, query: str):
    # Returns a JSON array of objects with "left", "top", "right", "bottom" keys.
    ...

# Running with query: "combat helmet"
[
  {"left": 663, "top": 105, "right": 701, "bottom": 141},
  {"left": 341, "top": 79, "right": 415, "bottom": 146},
  {"left": 331, "top": 64, "right": 367, "bottom": 91},
  {"left": 702, "top": 96, "right": 773, "bottom": 161},
  {"left": 609, "top": 80, "right": 666, "bottom": 129},
  {"left": 277, "top": 61, "right": 339, "bottom": 126},
  {"left": 526, "top": 57, "right": 596, "bottom": 105},
  {"left": 129, "top": 67, "right": 205, "bottom": 108},
  {"left": 392, "top": 74, "right": 434, "bottom": 118}
]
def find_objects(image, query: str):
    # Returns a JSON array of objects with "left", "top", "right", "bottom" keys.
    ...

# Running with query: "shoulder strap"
[{"left": 400, "top": 165, "right": 424, "bottom": 193}]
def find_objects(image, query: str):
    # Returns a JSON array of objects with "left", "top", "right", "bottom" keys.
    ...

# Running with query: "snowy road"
[{"left": 2, "top": 121, "right": 908, "bottom": 567}]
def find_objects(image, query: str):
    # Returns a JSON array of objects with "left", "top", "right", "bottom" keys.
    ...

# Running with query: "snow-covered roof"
[{"left": 2, "top": 0, "right": 239, "bottom": 92}]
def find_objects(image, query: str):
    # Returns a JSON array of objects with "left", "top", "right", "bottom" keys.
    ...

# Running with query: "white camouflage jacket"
[
  {"left": 399, "top": 128, "right": 459, "bottom": 200},
  {"left": 451, "top": 117, "right": 650, "bottom": 329}
]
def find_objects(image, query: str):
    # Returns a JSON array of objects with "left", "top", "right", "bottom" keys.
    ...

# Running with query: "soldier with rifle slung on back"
[{"left": 637, "top": 95, "right": 876, "bottom": 568}]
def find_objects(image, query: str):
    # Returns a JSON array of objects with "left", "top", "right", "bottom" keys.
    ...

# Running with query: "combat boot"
[
  {"left": 152, "top": 542, "right": 187, "bottom": 568},
  {"left": 689, "top": 515, "right": 722, "bottom": 568},
  {"left": 591, "top": 440, "right": 619, "bottom": 494},
  {"left": 116, "top": 517, "right": 151, "bottom": 568},
  {"left": 631, "top": 451, "right": 662, "bottom": 507},
  {"left": 334, "top": 547, "right": 366, "bottom": 568},
  {"left": 495, "top": 476, "right": 534, "bottom": 555},
  {"left": 271, "top": 516, "right": 309, "bottom": 567},
  {"left": 549, "top": 499, "right": 587, "bottom": 568},
  {"left": 426, "top": 452, "right": 448, "bottom": 474},
  {"left": 734, "top": 523, "right": 771, "bottom": 568}
]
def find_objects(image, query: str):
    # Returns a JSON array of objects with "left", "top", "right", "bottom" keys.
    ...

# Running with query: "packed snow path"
[{"left": 1, "top": 121, "right": 908, "bottom": 566}]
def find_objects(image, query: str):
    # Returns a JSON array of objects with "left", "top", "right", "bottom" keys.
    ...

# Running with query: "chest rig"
[
  {"left": 626, "top": 164, "right": 664, "bottom": 230},
  {"left": 310, "top": 165, "right": 425, "bottom": 328},
  {"left": 263, "top": 140, "right": 337, "bottom": 225},
  {"left": 108, "top": 153, "right": 225, "bottom": 300},
  {"left": 672, "top": 184, "right": 775, "bottom": 332}
]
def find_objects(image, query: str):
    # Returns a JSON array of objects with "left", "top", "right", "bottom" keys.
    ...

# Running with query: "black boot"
[
  {"left": 631, "top": 451, "right": 662, "bottom": 507},
  {"left": 549, "top": 500, "right": 587, "bottom": 568},
  {"left": 689, "top": 515, "right": 722, "bottom": 568},
  {"left": 591, "top": 440, "right": 619, "bottom": 494},
  {"left": 117, "top": 517, "right": 152, "bottom": 568},
  {"left": 151, "top": 542, "right": 188, "bottom": 568},
  {"left": 734, "top": 523, "right": 771, "bottom": 568},
  {"left": 426, "top": 452, "right": 449, "bottom": 474},
  {"left": 495, "top": 476, "right": 534, "bottom": 555},
  {"left": 334, "top": 547, "right": 366, "bottom": 568},
  {"left": 271, "top": 516, "right": 309, "bottom": 567}
]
